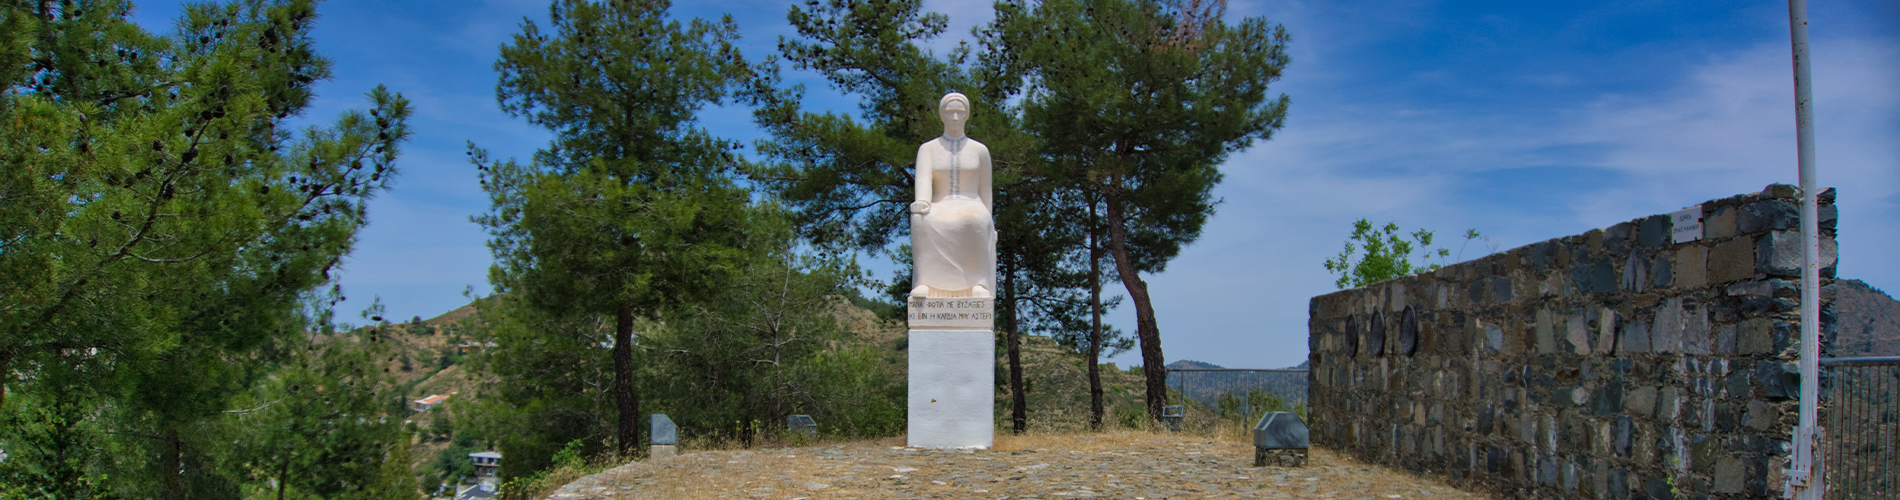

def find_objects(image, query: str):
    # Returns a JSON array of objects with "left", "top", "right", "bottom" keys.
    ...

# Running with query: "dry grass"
[{"left": 540, "top": 428, "right": 1494, "bottom": 500}]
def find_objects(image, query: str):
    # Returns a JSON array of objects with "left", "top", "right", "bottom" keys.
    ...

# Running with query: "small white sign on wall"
[{"left": 1671, "top": 205, "right": 1703, "bottom": 244}]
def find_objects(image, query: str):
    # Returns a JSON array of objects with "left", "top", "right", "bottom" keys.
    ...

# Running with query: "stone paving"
[{"left": 544, "top": 431, "right": 1491, "bottom": 499}]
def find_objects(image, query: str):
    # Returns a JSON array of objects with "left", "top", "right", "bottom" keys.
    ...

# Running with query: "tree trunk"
[
  {"left": 1002, "top": 246, "right": 1027, "bottom": 435},
  {"left": 164, "top": 428, "right": 185, "bottom": 500},
  {"left": 1103, "top": 193, "right": 1168, "bottom": 423},
  {"left": 1087, "top": 200, "right": 1105, "bottom": 431},
  {"left": 276, "top": 456, "right": 291, "bottom": 500},
  {"left": 0, "top": 347, "right": 12, "bottom": 408},
  {"left": 613, "top": 304, "right": 640, "bottom": 456}
]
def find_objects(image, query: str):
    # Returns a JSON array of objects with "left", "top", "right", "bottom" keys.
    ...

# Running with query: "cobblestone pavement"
[{"left": 544, "top": 432, "right": 1491, "bottom": 499}]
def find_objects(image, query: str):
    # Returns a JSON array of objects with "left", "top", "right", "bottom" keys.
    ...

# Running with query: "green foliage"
[
  {"left": 0, "top": 0, "right": 415, "bottom": 497},
  {"left": 470, "top": 1, "right": 920, "bottom": 475},
  {"left": 1113, "top": 401, "right": 1151, "bottom": 430},
  {"left": 427, "top": 437, "right": 480, "bottom": 489},
  {"left": 460, "top": 294, "right": 617, "bottom": 481},
  {"left": 751, "top": 0, "right": 1017, "bottom": 258},
  {"left": 1320, "top": 219, "right": 1486, "bottom": 289},
  {"left": 640, "top": 235, "right": 903, "bottom": 443},
  {"left": 494, "top": 439, "right": 612, "bottom": 500},
  {"left": 473, "top": 0, "right": 761, "bottom": 456},
  {"left": 1213, "top": 389, "right": 1290, "bottom": 426},
  {"left": 995, "top": 0, "right": 1294, "bottom": 421},
  {"left": 226, "top": 302, "right": 419, "bottom": 500}
]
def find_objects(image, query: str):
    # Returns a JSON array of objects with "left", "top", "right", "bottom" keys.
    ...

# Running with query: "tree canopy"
[
  {"left": 0, "top": 0, "right": 415, "bottom": 497},
  {"left": 995, "top": 0, "right": 1292, "bottom": 421}
]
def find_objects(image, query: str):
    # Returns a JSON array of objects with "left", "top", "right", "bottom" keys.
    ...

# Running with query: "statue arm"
[
  {"left": 978, "top": 144, "right": 993, "bottom": 213},
  {"left": 911, "top": 143, "right": 931, "bottom": 214}
]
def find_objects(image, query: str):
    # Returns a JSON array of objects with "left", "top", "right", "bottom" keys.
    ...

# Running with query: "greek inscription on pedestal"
[{"left": 907, "top": 297, "right": 994, "bottom": 329}]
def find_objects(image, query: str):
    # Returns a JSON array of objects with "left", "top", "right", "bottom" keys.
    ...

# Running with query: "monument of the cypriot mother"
[{"left": 905, "top": 92, "right": 996, "bottom": 449}]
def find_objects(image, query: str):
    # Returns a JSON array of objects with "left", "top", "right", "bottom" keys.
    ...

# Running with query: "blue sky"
[{"left": 132, "top": 0, "right": 1898, "bottom": 370}]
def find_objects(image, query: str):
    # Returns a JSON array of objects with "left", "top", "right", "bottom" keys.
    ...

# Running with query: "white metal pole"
[{"left": 1785, "top": 0, "right": 1823, "bottom": 498}]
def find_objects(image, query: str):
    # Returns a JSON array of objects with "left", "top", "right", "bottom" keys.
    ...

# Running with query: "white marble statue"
[{"left": 909, "top": 92, "right": 996, "bottom": 299}]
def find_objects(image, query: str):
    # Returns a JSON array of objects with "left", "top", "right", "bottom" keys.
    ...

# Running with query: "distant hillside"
[
  {"left": 1827, "top": 279, "right": 1900, "bottom": 356},
  {"left": 1163, "top": 359, "right": 1308, "bottom": 408},
  {"left": 994, "top": 334, "right": 1153, "bottom": 432}
]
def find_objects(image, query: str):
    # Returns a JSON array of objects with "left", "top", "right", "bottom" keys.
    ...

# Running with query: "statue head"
[{"left": 939, "top": 92, "right": 971, "bottom": 132}]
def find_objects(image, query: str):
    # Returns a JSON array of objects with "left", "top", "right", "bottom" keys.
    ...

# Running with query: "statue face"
[{"left": 940, "top": 99, "right": 969, "bottom": 127}]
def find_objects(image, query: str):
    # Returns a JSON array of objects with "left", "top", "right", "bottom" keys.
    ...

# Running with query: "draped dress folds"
[{"left": 913, "top": 136, "right": 994, "bottom": 295}]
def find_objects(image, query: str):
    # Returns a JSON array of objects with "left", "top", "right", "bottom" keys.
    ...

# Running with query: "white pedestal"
[{"left": 906, "top": 329, "right": 994, "bottom": 449}]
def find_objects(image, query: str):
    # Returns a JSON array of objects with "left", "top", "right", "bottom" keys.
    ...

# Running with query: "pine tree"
[
  {"left": 474, "top": 0, "right": 758, "bottom": 457},
  {"left": 0, "top": 0, "right": 414, "bottom": 497},
  {"left": 997, "top": 0, "right": 1292, "bottom": 422}
]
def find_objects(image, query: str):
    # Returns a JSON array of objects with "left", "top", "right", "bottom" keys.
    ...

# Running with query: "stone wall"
[{"left": 1306, "top": 184, "right": 1839, "bottom": 499}]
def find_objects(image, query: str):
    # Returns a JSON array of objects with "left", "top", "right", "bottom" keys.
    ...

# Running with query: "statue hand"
[{"left": 910, "top": 201, "right": 931, "bottom": 215}]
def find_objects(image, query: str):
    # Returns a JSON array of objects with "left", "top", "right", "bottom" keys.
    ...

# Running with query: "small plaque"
[
  {"left": 907, "top": 297, "right": 994, "bottom": 329},
  {"left": 788, "top": 414, "right": 817, "bottom": 439},
  {"left": 1671, "top": 205, "right": 1702, "bottom": 244},
  {"left": 650, "top": 414, "right": 678, "bottom": 446}
]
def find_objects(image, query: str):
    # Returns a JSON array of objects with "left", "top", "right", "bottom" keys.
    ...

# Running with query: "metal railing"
[
  {"left": 1165, "top": 368, "right": 1308, "bottom": 420},
  {"left": 1820, "top": 356, "right": 1900, "bottom": 499}
]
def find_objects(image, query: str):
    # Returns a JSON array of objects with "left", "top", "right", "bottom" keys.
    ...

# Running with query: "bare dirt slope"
[{"left": 543, "top": 431, "right": 1489, "bottom": 500}]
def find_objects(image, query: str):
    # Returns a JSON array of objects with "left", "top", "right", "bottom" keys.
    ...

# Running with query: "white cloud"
[{"left": 1111, "top": 34, "right": 1900, "bottom": 369}]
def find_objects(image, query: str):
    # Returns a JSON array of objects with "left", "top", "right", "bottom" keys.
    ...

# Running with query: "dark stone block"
[
  {"left": 1755, "top": 230, "right": 1802, "bottom": 277},
  {"left": 1532, "top": 373, "right": 1558, "bottom": 390},
  {"left": 1607, "top": 222, "right": 1633, "bottom": 245},
  {"left": 1610, "top": 468, "right": 1631, "bottom": 500},
  {"left": 1640, "top": 214, "right": 1671, "bottom": 249},
  {"left": 1643, "top": 474, "right": 1676, "bottom": 500},
  {"left": 1592, "top": 258, "right": 1617, "bottom": 294},
  {"left": 1773, "top": 320, "right": 1795, "bottom": 353},
  {"left": 1819, "top": 203, "right": 1837, "bottom": 231},
  {"left": 1652, "top": 254, "right": 1673, "bottom": 288},
  {"left": 1491, "top": 277, "right": 1514, "bottom": 303},
  {"left": 1714, "top": 403, "right": 1741, "bottom": 432},
  {"left": 1539, "top": 456, "right": 1560, "bottom": 486},
  {"left": 1478, "top": 404, "right": 1495, "bottom": 434},
  {"left": 1755, "top": 361, "right": 1798, "bottom": 400},
  {"left": 1615, "top": 416, "right": 1634, "bottom": 457},
  {"left": 1735, "top": 297, "right": 1780, "bottom": 315},
  {"left": 1738, "top": 200, "right": 1798, "bottom": 233},
  {"left": 1708, "top": 238, "right": 1755, "bottom": 283},
  {"left": 1487, "top": 446, "right": 1502, "bottom": 473},
  {"left": 1691, "top": 434, "right": 1715, "bottom": 474},
  {"left": 1621, "top": 320, "right": 1652, "bottom": 353},
  {"left": 1469, "top": 280, "right": 1485, "bottom": 303},
  {"left": 1573, "top": 264, "right": 1594, "bottom": 294},
  {"left": 1745, "top": 457, "right": 1768, "bottom": 497},
  {"left": 1725, "top": 369, "right": 1751, "bottom": 399},
  {"left": 1534, "top": 241, "right": 1553, "bottom": 271}
]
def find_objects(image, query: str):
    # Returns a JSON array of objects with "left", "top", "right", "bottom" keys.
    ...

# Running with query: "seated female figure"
[{"left": 909, "top": 92, "right": 995, "bottom": 298}]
